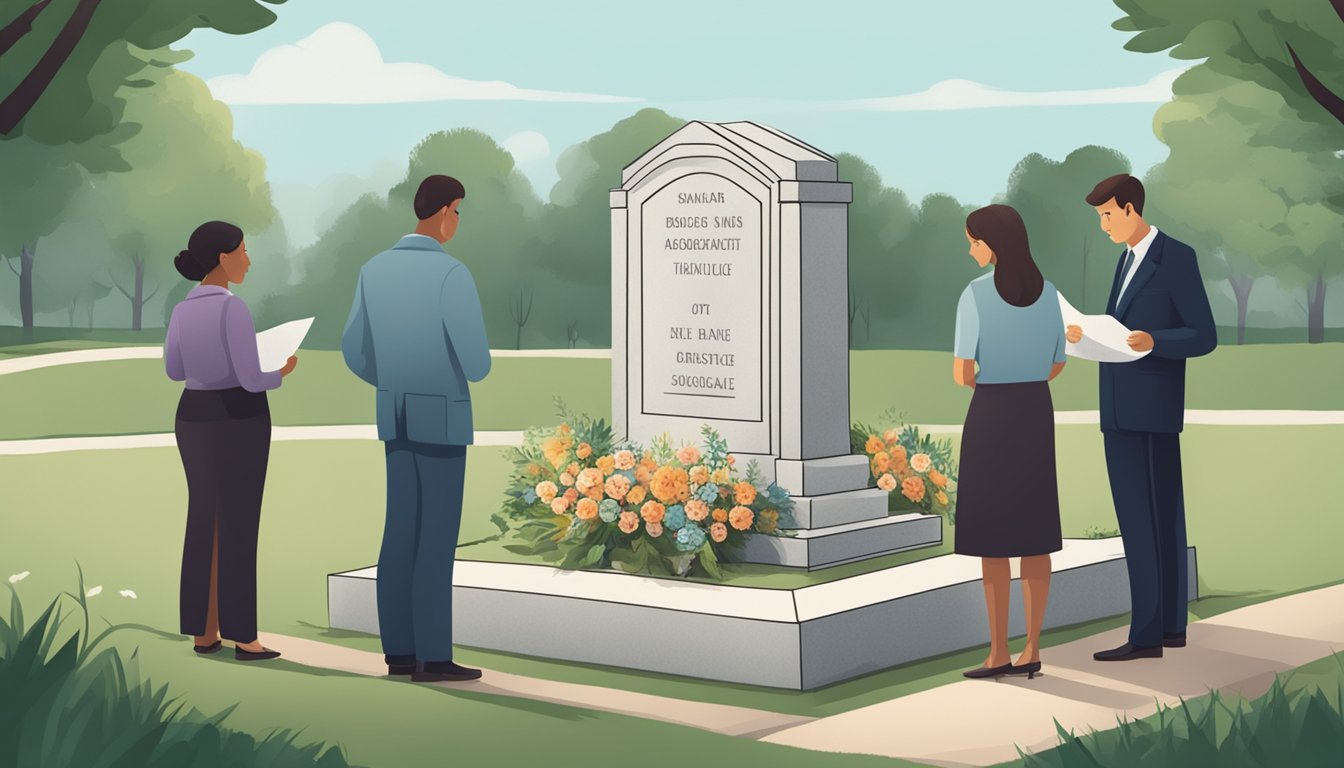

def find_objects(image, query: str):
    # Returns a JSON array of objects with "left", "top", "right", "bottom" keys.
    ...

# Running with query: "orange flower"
[
  {"left": 883, "top": 429, "right": 900, "bottom": 446},
  {"left": 733, "top": 482, "right": 757, "bottom": 506},
  {"left": 710, "top": 467, "right": 731, "bottom": 485},
  {"left": 618, "top": 510, "right": 639, "bottom": 534},
  {"left": 935, "top": 490, "right": 949, "bottom": 506},
  {"left": 676, "top": 446, "right": 701, "bottom": 466},
  {"left": 635, "top": 466, "right": 653, "bottom": 485},
  {"left": 604, "top": 474, "right": 632, "bottom": 501},
  {"left": 890, "top": 445, "right": 908, "bottom": 463},
  {"left": 575, "top": 467, "right": 604, "bottom": 494},
  {"left": 712, "top": 508, "right": 728, "bottom": 523},
  {"left": 728, "top": 505, "right": 754, "bottom": 531},
  {"left": 576, "top": 442, "right": 592, "bottom": 459},
  {"left": 558, "top": 423, "right": 572, "bottom": 435},
  {"left": 645, "top": 521, "right": 664, "bottom": 538},
  {"left": 640, "top": 501, "right": 666, "bottom": 524},
  {"left": 640, "top": 455, "right": 657, "bottom": 472},
  {"left": 627, "top": 485, "right": 647, "bottom": 505},
  {"left": 541, "top": 436, "right": 572, "bottom": 469},
  {"left": 567, "top": 462, "right": 580, "bottom": 477},
  {"left": 871, "top": 451, "right": 891, "bottom": 474},
  {"left": 596, "top": 455, "right": 617, "bottom": 476},
  {"left": 901, "top": 477, "right": 926, "bottom": 503},
  {"left": 550, "top": 497, "right": 570, "bottom": 515},
  {"left": 757, "top": 508, "right": 779, "bottom": 533},
  {"left": 651, "top": 466, "right": 691, "bottom": 504},
  {"left": 928, "top": 469, "right": 948, "bottom": 489},
  {"left": 891, "top": 455, "right": 910, "bottom": 476},
  {"left": 911, "top": 453, "right": 932, "bottom": 473},
  {"left": 563, "top": 488, "right": 579, "bottom": 504},
  {"left": 864, "top": 435, "right": 884, "bottom": 454},
  {"left": 586, "top": 486, "right": 604, "bottom": 502},
  {"left": 527, "top": 463, "right": 541, "bottom": 477},
  {"left": 559, "top": 472, "right": 575, "bottom": 487},
  {"left": 535, "top": 481, "right": 558, "bottom": 504},
  {"left": 877, "top": 473, "right": 897, "bottom": 492},
  {"left": 685, "top": 499, "right": 710, "bottom": 522},
  {"left": 614, "top": 450, "right": 636, "bottom": 471},
  {"left": 709, "top": 522, "right": 728, "bottom": 543},
  {"left": 726, "top": 455, "right": 735, "bottom": 467},
  {"left": 689, "top": 465, "right": 710, "bottom": 485},
  {"left": 576, "top": 497, "right": 599, "bottom": 520}
]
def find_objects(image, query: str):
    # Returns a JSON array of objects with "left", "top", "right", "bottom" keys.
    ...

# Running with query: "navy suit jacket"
[
  {"left": 341, "top": 234, "right": 492, "bottom": 445},
  {"left": 1099, "top": 230, "right": 1216, "bottom": 433}
]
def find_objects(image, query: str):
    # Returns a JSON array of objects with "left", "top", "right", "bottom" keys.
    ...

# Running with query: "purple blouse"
[{"left": 164, "top": 285, "right": 282, "bottom": 393}]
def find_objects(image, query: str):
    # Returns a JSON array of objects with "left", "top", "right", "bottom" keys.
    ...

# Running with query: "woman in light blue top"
[{"left": 954, "top": 204, "right": 1067, "bottom": 682}]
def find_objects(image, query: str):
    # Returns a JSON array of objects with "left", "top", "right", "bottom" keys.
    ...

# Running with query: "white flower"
[
  {"left": 911, "top": 453, "right": 933, "bottom": 473},
  {"left": 86, "top": 585, "right": 103, "bottom": 598},
  {"left": 8, "top": 571, "right": 30, "bottom": 584},
  {"left": 119, "top": 590, "right": 138, "bottom": 599}
]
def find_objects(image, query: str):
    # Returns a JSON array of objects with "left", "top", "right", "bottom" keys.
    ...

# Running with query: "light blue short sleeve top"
[{"left": 953, "top": 273, "right": 1067, "bottom": 384}]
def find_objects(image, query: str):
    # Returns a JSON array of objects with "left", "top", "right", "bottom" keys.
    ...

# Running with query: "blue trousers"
[
  {"left": 377, "top": 439, "right": 466, "bottom": 663},
  {"left": 1103, "top": 430, "right": 1188, "bottom": 647}
]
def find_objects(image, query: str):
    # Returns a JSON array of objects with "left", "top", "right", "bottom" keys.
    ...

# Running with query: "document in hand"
[
  {"left": 256, "top": 317, "right": 315, "bottom": 372},
  {"left": 1057, "top": 295, "right": 1148, "bottom": 363}
]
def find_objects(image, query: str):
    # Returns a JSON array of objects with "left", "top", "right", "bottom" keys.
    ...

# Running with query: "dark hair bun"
[
  {"left": 175, "top": 249, "right": 211, "bottom": 281},
  {"left": 174, "top": 221, "right": 244, "bottom": 282}
]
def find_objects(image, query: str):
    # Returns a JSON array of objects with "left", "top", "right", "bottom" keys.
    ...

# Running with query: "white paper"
[
  {"left": 1057, "top": 295, "right": 1148, "bottom": 363},
  {"left": 256, "top": 317, "right": 314, "bottom": 372}
]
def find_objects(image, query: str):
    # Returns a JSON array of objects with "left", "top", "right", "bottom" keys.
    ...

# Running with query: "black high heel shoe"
[
  {"left": 963, "top": 662, "right": 1013, "bottom": 679},
  {"left": 193, "top": 640, "right": 222, "bottom": 655},
  {"left": 1007, "top": 660, "right": 1043, "bottom": 679}
]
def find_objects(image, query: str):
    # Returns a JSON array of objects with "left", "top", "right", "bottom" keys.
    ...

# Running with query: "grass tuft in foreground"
[
  {"left": 1017, "top": 655, "right": 1344, "bottom": 768},
  {"left": 0, "top": 569, "right": 352, "bottom": 768}
]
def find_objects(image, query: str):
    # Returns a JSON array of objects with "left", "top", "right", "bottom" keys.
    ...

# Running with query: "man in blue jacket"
[
  {"left": 342, "top": 174, "right": 491, "bottom": 682},
  {"left": 1068, "top": 174, "right": 1216, "bottom": 662}
]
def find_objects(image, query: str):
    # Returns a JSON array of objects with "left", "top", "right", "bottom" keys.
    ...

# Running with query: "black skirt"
[{"left": 954, "top": 380, "right": 1062, "bottom": 558}]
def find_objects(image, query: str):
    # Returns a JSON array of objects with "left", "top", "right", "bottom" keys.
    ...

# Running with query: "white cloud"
[
  {"left": 207, "top": 22, "right": 640, "bottom": 105},
  {"left": 502, "top": 131, "right": 551, "bottom": 165},
  {"left": 846, "top": 68, "right": 1188, "bottom": 112}
]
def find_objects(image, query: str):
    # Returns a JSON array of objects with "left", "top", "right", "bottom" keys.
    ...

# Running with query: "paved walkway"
[{"left": 246, "top": 585, "right": 1344, "bottom": 765}]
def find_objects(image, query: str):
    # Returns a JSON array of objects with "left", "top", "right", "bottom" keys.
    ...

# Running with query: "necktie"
[{"left": 1118, "top": 248, "right": 1135, "bottom": 295}]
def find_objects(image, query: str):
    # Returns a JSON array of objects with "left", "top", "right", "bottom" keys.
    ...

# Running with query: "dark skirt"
[
  {"left": 954, "top": 380, "right": 1062, "bottom": 558},
  {"left": 175, "top": 388, "right": 271, "bottom": 641}
]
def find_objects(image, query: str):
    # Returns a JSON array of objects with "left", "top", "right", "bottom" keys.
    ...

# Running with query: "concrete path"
[
  {"left": 0, "top": 345, "right": 608, "bottom": 375},
  {"left": 760, "top": 583, "right": 1344, "bottom": 767},
  {"left": 255, "top": 631, "right": 811, "bottom": 739}
]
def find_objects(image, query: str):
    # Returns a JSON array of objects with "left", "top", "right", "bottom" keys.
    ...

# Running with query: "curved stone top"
[{"left": 620, "top": 120, "right": 838, "bottom": 189}]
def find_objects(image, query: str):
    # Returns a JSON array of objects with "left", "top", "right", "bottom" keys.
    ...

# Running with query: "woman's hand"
[{"left": 281, "top": 355, "right": 298, "bottom": 377}]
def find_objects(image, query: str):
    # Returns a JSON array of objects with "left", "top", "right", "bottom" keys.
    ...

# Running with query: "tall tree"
[{"left": 837, "top": 153, "right": 916, "bottom": 348}]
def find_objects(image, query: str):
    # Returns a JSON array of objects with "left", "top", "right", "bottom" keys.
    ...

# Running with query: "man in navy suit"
[
  {"left": 1067, "top": 174, "right": 1216, "bottom": 662},
  {"left": 342, "top": 175, "right": 492, "bottom": 682}
]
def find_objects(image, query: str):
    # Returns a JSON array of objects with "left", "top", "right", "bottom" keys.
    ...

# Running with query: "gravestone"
[{"left": 610, "top": 121, "right": 941, "bottom": 568}]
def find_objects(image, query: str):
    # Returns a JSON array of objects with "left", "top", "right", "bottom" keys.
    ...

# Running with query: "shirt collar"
[
  {"left": 186, "top": 285, "right": 232, "bottom": 298},
  {"left": 395, "top": 233, "right": 445, "bottom": 252},
  {"left": 1129, "top": 225, "right": 1159, "bottom": 260}
]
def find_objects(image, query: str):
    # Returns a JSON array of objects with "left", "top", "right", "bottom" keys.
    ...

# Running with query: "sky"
[{"left": 178, "top": 0, "right": 1185, "bottom": 244}]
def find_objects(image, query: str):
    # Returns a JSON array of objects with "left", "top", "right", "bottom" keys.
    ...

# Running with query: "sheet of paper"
[
  {"left": 256, "top": 317, "right": 314, "bottom": 372},
  {"left": 1057, "top": 294, "right": 1148, "bottom": 363}
]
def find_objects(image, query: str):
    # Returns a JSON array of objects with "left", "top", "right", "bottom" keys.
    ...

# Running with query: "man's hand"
[
  {"left": 281, "top": 355, "right": 299, "bottom": 377},
  {"left": 1127, "top": 331, "right": 1154, "bottom": 352},
  {"left": 1066, "top": 325, "right": 1083, "bottom": 344}
]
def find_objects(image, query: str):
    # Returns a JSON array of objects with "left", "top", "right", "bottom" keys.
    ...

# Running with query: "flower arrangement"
[
  {"left": 850, "top": 412, "right": 958, "bottom": 521},
  {"left": 502, "top": 404, "right": 795, "bottom": 579}
]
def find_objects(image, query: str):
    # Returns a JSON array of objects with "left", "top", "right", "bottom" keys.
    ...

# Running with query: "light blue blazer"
[{"left": 342, "top": 234, "right": 491, "bottom": 445}]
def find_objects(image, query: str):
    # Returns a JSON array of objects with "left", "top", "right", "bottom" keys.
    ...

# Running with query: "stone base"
[
  {"left": 328, "top": 539, "right": 1198, "bottom": 690},
  {"left": 741, "top": 513, "right": 943, "bottom": 569}
]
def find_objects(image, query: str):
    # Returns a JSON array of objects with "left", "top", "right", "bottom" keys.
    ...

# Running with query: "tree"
[
  {"left": 885, "top": 194, "right": 981, "bottom": 350},
  {"left": 837, "top": 153, "right": 916, "bottom": 348},
  {"left": 95, "top": 68, "right": 277, "bottom": 330},
  {"left": 1145, "top": 66, "right": 1344, "bottom": 343},
  {"left": 1000, "top": 146, "right": 1133, "bottom": 314}
]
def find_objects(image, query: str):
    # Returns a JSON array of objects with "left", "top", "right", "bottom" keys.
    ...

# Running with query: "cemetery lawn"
[
  {"left": 3, "top": 424, "right": 1339, "bottom": 719},
  {"left": 0, "top": 344, "right": 1340, "bottom": 440}
]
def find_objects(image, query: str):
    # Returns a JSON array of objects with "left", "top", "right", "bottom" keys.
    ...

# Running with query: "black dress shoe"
[
  {"left": 193, "top": 640, "right": 222, "bottom": 655},
  {"left": 1007, "top": 661, "right": 1043, "bottom": 679},
  {"left": 235, "top": 646, "right": 282, "bottom": 662},
  {"left": 1094, "top": 643, "right": 1162, "bottom": 662},
  {"left": 411, "top": 661, "right": 482, "bottom": 682},
  {"left": 1163, "top": 633, "right": 1187, "bottom": 648},
  {"left": 962, "top": 663, "right": 1013, "bottom": 679},
  {"left": 385, "top": 654, "right": 417, "bottom": 676}
]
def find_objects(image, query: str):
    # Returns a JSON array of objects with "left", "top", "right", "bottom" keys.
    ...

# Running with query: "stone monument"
[{"left": 610, "top": 120, "right": 940, "bottom": 568}]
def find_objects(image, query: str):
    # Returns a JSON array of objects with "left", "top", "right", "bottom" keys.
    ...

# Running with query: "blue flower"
[
  {"left": 697, "top": 483, "right": 720, "bottom": 503},
  {"left": 664, "top": 504, "right": 686, "bottom": 531},
  {"left": 523, "top": 489, "right": 538, "bottom": 504},
  {"left": 675, "top": 523, "right": 707, "bottom": 552},
  {"left": 598, "top": 499, "right": 621, "bottom": 523}
]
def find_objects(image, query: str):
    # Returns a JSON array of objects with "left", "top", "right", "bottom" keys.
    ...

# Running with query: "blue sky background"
[{"left": 180, "top": 0, "right": 1181, "bottom": 237}]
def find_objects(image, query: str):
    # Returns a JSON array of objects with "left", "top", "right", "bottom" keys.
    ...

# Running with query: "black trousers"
[
  {"left": 1103, "top": 430, "right": 1188, "bottom": 647},
  {"left": 175, "top": 388, "right": 271, "bottom": 642}
]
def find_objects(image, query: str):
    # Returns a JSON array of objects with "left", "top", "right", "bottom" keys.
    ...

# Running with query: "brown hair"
[
  {"left": 1085, "top": 174, "right": 1145, "bottom": 215},
  {"left": 414, "top": 175, "right": 467, "bottom": 220},
  {"left": 965, "top": 204, "right": 1044, "bottom": 308}
]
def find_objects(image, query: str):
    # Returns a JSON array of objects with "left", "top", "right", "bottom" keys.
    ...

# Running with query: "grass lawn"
[
  {"left": 3, "top": 425, "right": 1340, "bottom": 722},
  {"left": 1, "top": 344, "right": 1341, "bottom": 440}
]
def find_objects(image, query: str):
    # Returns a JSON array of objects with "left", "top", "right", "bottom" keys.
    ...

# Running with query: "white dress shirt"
[{"left": 1118, "top": 225, "right": 1159, "bottom": 298}]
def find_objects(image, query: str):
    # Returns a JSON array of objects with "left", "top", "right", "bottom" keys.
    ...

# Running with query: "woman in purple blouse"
[{"left": 164, "top": 221, "right": 298, "bottom": 662}]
